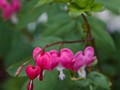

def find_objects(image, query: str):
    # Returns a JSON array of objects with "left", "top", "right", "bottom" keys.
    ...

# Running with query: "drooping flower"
[
  {"left": 33, "top": 47, "right": 52, "bottom": 80},
  {"left": 49, "top": 48, "right": 74, "bottom": 80},
  {"left": 72, "top": 51, "right": 85, "bottom": 72},
  {"left": 72, "top": 51, "right": 86, "bottom": 78},
  {"left": 26, "top": 65, "right": 41, "bottom": 90},
  {"left": 72, "top": 46, "right": 96, "bottom": 78},
  {"left": 0, "top": 0, "right": 21, "bottom": 20},
  {"left": 49, "top": 50, "right": 59, "bottom": 70},
  {"left": 84, "top": 46, "right": 96, "bottom": 66},
  {"left": 26, "top": 65, "right": 41, "bottom": 80}
]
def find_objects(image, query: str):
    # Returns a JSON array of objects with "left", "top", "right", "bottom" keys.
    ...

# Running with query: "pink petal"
[
  {"left": 84, "top": 46, "right": 94, "bottom": 59},
  {"left": 2, "top": 4, "right": 14, "bottom": 20},
  {"left": 49, "top": 50, "right": 59, "bottom": 70},
  {"left": 60, "top": 48, "right": 74, "bottom": 69},
  {"left": 0, "top": 0, "right": 8, "bottom": 9},
  {"left": 11, "top": 0, "right": 21, "bottom": 12},
  {"left": 26, "top": 65, "right": 41, "bottom": 80},
  {"left": 84, "top": 46, "right": 95, "bottom": 66},
  {"left": 72, "top": 51, "right": 85, "bottom": 72},
  {"left": 36, "top": 52, "right": 52, "bottom": 70}
]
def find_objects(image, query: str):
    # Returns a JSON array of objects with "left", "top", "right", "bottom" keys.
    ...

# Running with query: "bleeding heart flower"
[
  {"left": 49, "top": 48, "right": 74, "bottom": 80},
  {"left": 25, "top": 65, "right": 41, "bottom": 80},
  {"left": 60, "top": 48, "right": 74, "bottom": 69},
  {"left": 72, "top": 51, "right": 85, "bottom": 72},
  {"left": 0, "top": 0, "right": 8, "bottom": 9},
  {"left": 11, "top": 0, "right": 21, "bottom": 12},
  {"left": 49, "top": 50, "right": 60, "bottom": 70},
  {"left": 33, "top": 47, "right": 52, "bottom": 80},
  {"left": 2, "top": 4, "right": 14, "bottom": 20},
  {"left": 26, "top": 65, "right": 41, "bottom": 90},
  {"left": 84, "top": 46, "right": 96, "bottom": 66}
]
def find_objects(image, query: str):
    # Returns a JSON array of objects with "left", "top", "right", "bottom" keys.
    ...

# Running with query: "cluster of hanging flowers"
[
  {"left": 0, "top": 0, "right": 21, "bottom": 20},
  {"left": 25, "top": 46, "right": 96, "bottom": 90}
]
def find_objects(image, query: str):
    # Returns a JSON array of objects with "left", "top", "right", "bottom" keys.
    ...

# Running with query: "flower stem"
[{"left": 81, "top": 13, "right": 102, "bottom": 72}]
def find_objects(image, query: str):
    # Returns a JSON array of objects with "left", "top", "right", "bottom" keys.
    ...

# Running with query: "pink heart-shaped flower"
[
  {"left": 60, "top": 48, "right": 74, "bottom": 69},
  {"left": 84, "top": 46, "right": 96, "bottom": 66},
  {"left": 36, "top": 52, "right": 52, "bottom": 70},
  {"left": 72, "top": 51, "right": 85, "bottom": 72},
  {"left": 25, "top": 65, "right": 41, "bottom": 80},
  {"left": 50, "top": 48, "right": 74, "bottom": 69},
  {"left": 49, "top": 50, "right": 59, "bottom": 70}
]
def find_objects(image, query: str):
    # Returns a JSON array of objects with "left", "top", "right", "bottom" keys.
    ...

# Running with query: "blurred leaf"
[
  {"left": 3, "top": 77, "right": 27, "bottom": 90},
  {"left": 90, "top": 3, "right": 105, "bottom": 12},
  {"left": 54, "top": 0, "right": 72, "bottom": 3},
  {"left": 22, "top": 70, "right": 90, "bottom": 90},
  {"left": 5, "top": 31, "right": 33, "bottom": 66},
  {"left": 0, "top": 22, "right": 12, "bottom": 57},
  {"left": 89, "top": 17, "right": 116, "bottom": 52},
  {"left": 96, "top": 0, "right": 120, "bottom": 14},
  {"left": 16, "top": 1, "right": 49, "bottom": 29},
  {"left": 88, "top": 72, "right": 111, "bottom": 90},
  {"left": 37, "top": 0, "right": 53, "bottom": 6},
  {"left": 76, "top": 0, "right": 94, "bottom": 8}
]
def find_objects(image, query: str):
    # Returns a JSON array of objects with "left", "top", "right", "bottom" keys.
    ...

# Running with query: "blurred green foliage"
[{"left": 0, "top": 0, "right": 120, "bottom": 90}]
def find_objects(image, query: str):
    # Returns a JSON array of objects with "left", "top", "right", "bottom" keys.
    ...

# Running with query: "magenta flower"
[
  {"left": 0, "top": 0, "right": 8, "bottom": 9},
  {"left": 33, "top": 47, "right": 52, "bottom": 80},
  {"left": 11, "top": 0, "right": 21, "bottom": 12},
  {"left": 26, "top": 65, "right": 41, "bottom": 80},
  {"left": 0, "top": 0, "right": 21, "bottom": 20},
  {"left": 72, "top": 46, "right": 96, "bottom": 78},
  {"left": 84, "top": 46, "right": 96, "bottom": 66},
  {"left": 26, "top": 65, "right": 41, "bottom": 90},
  {"left": 49, "top": 50, "right": 59, "bottom": 70},
  {"left": 49, "top": 48, "right": 74, "bottom": 80},
  {"left": 2, "top": 4, "right": 14, "bottom": 20},
  {"left": 72, "top": 51, "right": 85, "bottom": 72}
]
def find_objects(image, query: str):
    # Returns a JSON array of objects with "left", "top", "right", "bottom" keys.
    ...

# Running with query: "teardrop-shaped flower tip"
[
  {"left": 27, "top": 80, "right": 33, "bottom": 90},
  {"left": 49, "top": 50, "right": 59, "bottom": 70},
  {"left": 25, "top": 65, "right": 41, "bottom": 80},
  {"left": 60, "top": 48, "right": 74, "bottom": 69},
  {"left": 84, "top": 46, "right": 96, "bottom": 66},
  {"left": 72, "top": 51, "right": 86, "bottom": 72}
]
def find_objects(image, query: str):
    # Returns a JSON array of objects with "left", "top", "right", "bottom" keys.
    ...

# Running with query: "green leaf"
[
  {"left": 16, "top": 2, "right": 49, "bottom": 30},
  {"left": 96, "top": 0, "right": 120, "bottom": 14},
  {"left": 90, "top": 3, "right": 105, "bottom": 12},
  {"left": 76, "top": 0, "right": 94, "bottom": 8},
  {"left": 22, "top": 70, "right": 90, "bottom": 90},
  {"left": 69, "top": 3, "right": 88, "bottom": 17},
  {"left": 88, "top": 72, "right": 111, "bottom": 90},
  {"left": 88, "top": 17, "right": 116, "bottom": 52},
  {"left": 37, "top": 0, "right": 53, "bottom": 6},
  {"left": 54, "top": 0, "right": 72, "bottom": 3}
]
